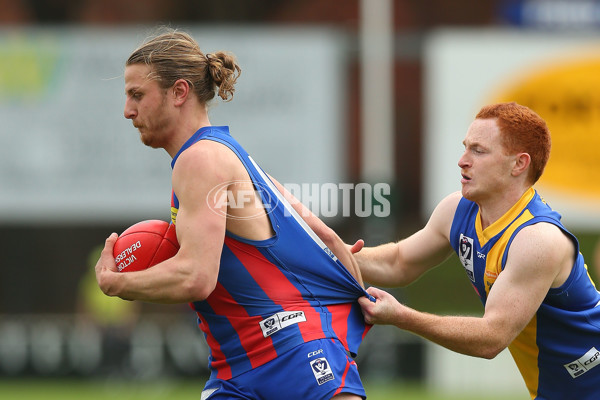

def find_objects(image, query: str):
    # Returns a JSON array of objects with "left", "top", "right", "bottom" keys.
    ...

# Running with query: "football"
[{"left": 113, "top": 220, "right": 179, "bottom": 272}]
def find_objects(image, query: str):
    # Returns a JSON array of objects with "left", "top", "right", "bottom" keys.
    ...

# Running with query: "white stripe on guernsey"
[
  {"left": 200, "top": 388, "right": 219, "bottom": 400},
  {"left": 248, "top": 156, "right": 338, "bottom": 262}
]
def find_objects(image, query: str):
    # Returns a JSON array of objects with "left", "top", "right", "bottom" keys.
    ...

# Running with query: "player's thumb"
[
  {"left": 357, "top": 295, "right": 372, "bottom": 307},
  {"left": 357, "top": 295, "right": 376, "bottom": 325},
  {"left": 365, "top": 286, "right": 384, "bottom": 299},
  {"left": 349, "top": 239, "right": 364, "bottom": 254},
  {"left": 101, "top": 233, "right": 118, "bottom": 259}
]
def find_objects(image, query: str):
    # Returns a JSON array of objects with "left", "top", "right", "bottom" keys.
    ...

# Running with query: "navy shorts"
[{"left": 200, "top": 338, "right": 366, "bottom": 400}]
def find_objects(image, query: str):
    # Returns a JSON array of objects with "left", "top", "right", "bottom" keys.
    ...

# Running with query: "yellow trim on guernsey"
[{"left": 475, "top": 188, "right": 540, "bottom": 398}]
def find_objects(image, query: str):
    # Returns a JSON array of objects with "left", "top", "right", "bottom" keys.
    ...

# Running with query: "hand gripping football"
[{"left": 113, "top": 220, "right": 179, "bottom": 272}]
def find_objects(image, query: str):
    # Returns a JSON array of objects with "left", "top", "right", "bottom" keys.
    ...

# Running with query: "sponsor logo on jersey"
[
  {"left": 310, "top": 357, "right": 335, "bottom": 385},
  {"left": 564, "top": 347, "right": 600, "bottom": 378},
  {"left": 259, "top": 311, "right": 306, "bottom": 338},
  {"left": 308, "top": 349, "right": 324, "bottom": 358},
  {"left": 458, "top": 234, "right": 475, "bottom": 282}
]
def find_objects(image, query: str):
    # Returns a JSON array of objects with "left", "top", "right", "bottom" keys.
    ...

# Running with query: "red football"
[{"left": 113, "top": 220, "right": 179, "bottom": 272}]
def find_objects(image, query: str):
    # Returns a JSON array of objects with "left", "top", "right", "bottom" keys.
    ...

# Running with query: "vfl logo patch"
[
  {"left": 310, "top": 357, "right": 335, "bottom": 385},
  {"left": 259, "top": 311, "right": 306, "bottom": 338},
  {"left": 458, "top": 234, "right": 475, "bottom": 282},
  {"left": 564, "top": 347, "right": 600, "bottom": 378}
]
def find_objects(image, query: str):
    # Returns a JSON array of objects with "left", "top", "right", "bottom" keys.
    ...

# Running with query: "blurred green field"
[{"left": 0, "top": 378, "right": 525, "bottom": 400}]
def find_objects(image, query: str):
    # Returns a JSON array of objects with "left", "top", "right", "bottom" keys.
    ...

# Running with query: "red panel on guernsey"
[
  {"left": 196, "top": 313, "right": 232, "bottom": 380},
  {"left": 224, "top": 237, "right": 326, "bottom": 343},
  {"left": 205, "top": 282, "right": 279, "bottom": 373},
  {"left": 327, "top": 303, "right": 352, "bottom": 351}
]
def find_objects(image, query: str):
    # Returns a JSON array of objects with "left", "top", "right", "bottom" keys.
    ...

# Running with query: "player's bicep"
[
  {"left": 170, "top": 146, "right": 230, "bottom": 295},
  {"left": 175, "top": 191, "right": 226, "bottom": 264},
  {"left": 399, "top": 227, "right": 453, "bottom": 269},
  {"left": 397, "top": 192, "right": 459, "bottom": 272},
  {"left": 483, "top": 224, "right": 568, "bottom": 341}
]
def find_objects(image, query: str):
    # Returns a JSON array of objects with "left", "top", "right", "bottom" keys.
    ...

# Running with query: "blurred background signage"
[
  {"left": 0, "top": 27, "right": 347, "bottom": 224},
  {"left": 424, "top": 29, "right": 600, "bottom": 230}
]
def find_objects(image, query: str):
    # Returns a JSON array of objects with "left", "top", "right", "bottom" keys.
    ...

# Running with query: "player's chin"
[
  {"left": 139, "top": 132, "right": 161, "bottom": 149},
  {"left": 460, "top": 186, "right": 474, "bottom": 200}
]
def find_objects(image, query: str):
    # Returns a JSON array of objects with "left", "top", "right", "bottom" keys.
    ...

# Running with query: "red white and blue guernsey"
[
  {"left": 450, "top": 187, "right": 600, "bottom": 400},
  {"left": 169, "top": 126, "right": 373, "bottom": 383}
]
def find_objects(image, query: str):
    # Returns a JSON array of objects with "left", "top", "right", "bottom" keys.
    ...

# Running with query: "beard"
[
  {"left": 135, "top": 97, "right": 171, "bottom": 149},
  {"left": 139, "top": 128, "right": 165, "bottom": 148}
]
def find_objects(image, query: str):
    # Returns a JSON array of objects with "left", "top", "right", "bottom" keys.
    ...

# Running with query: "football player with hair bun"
[{"left": 95, "top": 27, "right": 373, "bottom": 400}]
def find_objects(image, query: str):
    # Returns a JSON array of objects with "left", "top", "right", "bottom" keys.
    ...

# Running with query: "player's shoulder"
[
  {"left": 509, "top": 220, "right": 575, "bottom": 275},
  {"left": 425, "top": 191, "right": 462, "bottom": 237},
  {"left": 433, "top": 191, "right": 462, "bottom": 218},
  {"left": 441, "top": 191, "right": 463, "bottom": 206},
  {"left": 171, "top": 140, "right": 240, "bottom": 193},
  {"left": 507, "top": 221, "right": 574, "bottom": 284},
  {"left": 513, "top": 220, "right": 570, "bottom": 249},
  {"left": 174, "top": 138, "right": 238, "bottom": 173}
]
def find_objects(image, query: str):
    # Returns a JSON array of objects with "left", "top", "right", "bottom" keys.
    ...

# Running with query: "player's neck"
[
  {"left": 165, "top": 108, "right": 212, "bottom": 158},
  {"left": 477, "top": 185, "right": 532, "bottom": 230}
]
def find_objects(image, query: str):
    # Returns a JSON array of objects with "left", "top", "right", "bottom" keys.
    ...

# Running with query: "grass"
[{"left": 0, "top": 378, "right": 526, "bottom": 399}]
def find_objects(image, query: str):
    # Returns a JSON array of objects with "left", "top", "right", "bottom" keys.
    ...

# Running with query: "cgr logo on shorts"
[{"left": 310, "top": 357, "right": 335, "bottom": 385}]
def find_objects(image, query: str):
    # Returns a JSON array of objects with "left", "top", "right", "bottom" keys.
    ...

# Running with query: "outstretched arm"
[
  {"left": 355, "top": 192, "right": 459, "bottom": 287},
  {"left": 359, "top": 221, "right": 573, "bottom": 358}
]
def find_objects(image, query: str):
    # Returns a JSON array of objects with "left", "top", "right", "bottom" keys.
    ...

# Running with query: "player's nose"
[
  {"left": 458, "top": 151, "right": 470, "bottom": 169},
  {"left": 124, "top": 101, "right": 137, "bottom": 120}
]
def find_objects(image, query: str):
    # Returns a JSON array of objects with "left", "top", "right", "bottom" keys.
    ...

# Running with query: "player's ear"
[
  {"left": 512, "top": 152, "right": 531, "bottom": 178},
  {"left": 172, "top": 79, "right": 190, "bottom": 106}
]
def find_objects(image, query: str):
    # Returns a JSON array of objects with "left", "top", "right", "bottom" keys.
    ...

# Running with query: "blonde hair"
[{"left": 126, "top": 28, "right": 241, "bottom": 102}]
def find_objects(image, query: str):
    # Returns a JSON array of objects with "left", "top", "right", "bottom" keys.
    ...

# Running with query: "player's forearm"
[
  {"left": 355, "top": 243, "right": 406, "bottom": 287},
  {"left": 320, "top": 226, "right": 364, "bottom": 286},
  {"left": 115, "top": 257, "right": 216, "bottom": 303},
  {"left": 398, "top": 308, "right": 509, "bottom": 359}
]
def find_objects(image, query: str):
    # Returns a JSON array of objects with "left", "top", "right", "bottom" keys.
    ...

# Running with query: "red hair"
[{"left": 476, "top": 102, "right": 551, "bottom": 184}]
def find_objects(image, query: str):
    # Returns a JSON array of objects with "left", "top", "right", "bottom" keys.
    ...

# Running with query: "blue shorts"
[{"left": 200, "top": 338, "right": 366, "bottom": 400}]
